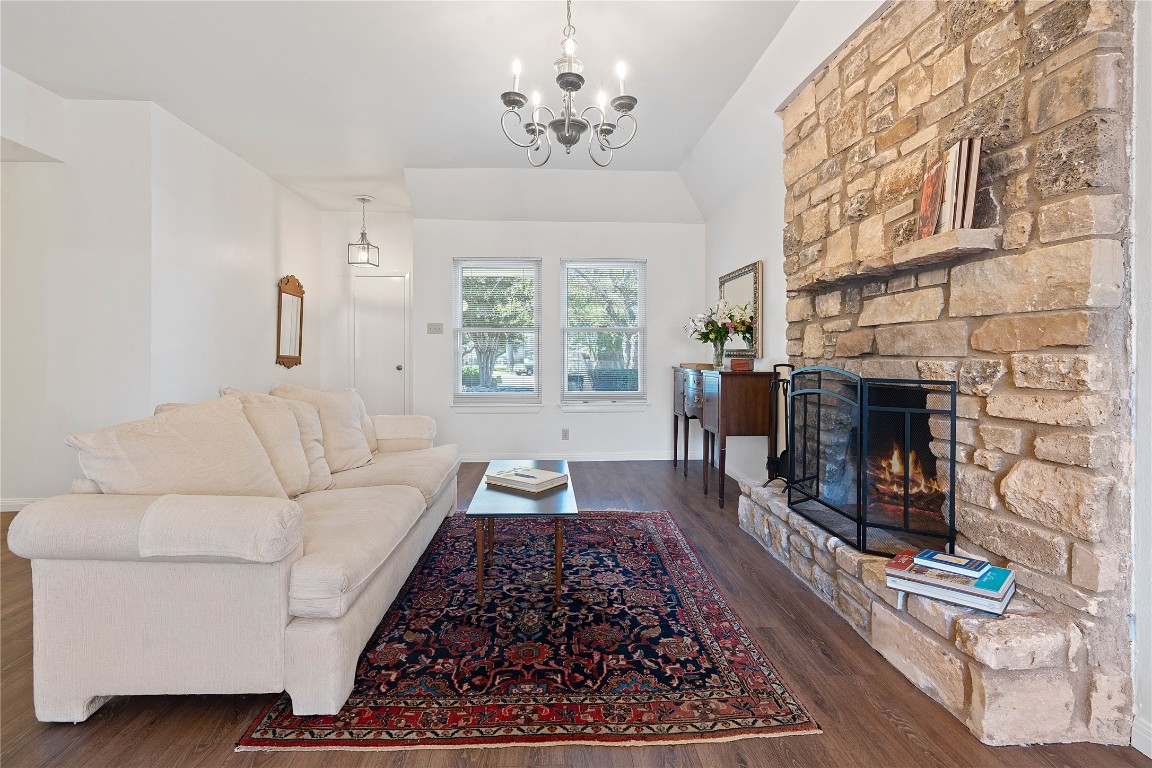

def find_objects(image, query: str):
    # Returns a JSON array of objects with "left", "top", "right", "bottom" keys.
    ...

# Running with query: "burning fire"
[{"left": 871, "top": 443, "right": 943, "bottom": 498}]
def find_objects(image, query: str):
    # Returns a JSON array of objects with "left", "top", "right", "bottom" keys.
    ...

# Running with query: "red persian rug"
[{"left": 237, "top": 510, "right": 819, "bottom": 751}]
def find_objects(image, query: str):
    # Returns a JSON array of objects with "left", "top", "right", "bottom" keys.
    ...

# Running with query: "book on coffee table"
[{"left": 485, "top": 466, "right": 569, "bottom": 493}]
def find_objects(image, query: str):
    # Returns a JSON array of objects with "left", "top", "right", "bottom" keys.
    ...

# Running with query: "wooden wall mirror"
[
  {"left": 276, "top": 275, "right": 304, "bottom": 368},
  {"left": 719, "top": 260, "right": 763, "bottom": 359}
]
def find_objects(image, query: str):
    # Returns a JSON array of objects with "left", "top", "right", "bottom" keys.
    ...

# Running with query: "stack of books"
[
  {"left": 885, "top": 549, "right": 1015, "bottom": 614},
  {"left": 484, "top": 466, "right": 569, "bottom": 493},
  {"left": 918, "top": 136, "right": 983, "bottom": 239}
]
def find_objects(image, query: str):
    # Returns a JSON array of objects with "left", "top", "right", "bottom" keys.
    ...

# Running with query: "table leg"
[
  {"left": 719, "top": 433, "right": 728, "bottom": 507},
  {"left": 554, "top": 518, "right": 563, "bottom": 604},
  {"left": 702, "top": 430, "right": 710, "bottom": 495},
  {"left": 672, "top": 414, "right": 679, "bottom": 468},
  {"left": 486, "top": 518, "right": 494, "bottom": 567},
  {"left": 682, "top": 416, "right": 690, "bottom": 477},
  {"left": 475, "top": 518, "right": 486, "bottom": 602}
]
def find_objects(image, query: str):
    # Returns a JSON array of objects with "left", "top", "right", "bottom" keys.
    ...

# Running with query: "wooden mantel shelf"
[{"left": 892, "top": 227, "right": 1002, "bottom": 271}]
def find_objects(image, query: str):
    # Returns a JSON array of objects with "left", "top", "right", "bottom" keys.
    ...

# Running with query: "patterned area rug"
[{"left": 238, "top": 510, "right": 819, "bottom": 751}]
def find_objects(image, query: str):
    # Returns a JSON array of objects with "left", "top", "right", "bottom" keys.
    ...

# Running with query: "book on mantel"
[
  {"left": 884, "top": 549, "right": 1015, "bottom": 614},
  {"left": 484, "top": 466, "right": 569, "bottom": 493}
]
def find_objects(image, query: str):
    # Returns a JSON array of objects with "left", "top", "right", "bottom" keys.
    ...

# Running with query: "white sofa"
[{"left": 7, "top": 387, "right": 460, "bottom": 722}]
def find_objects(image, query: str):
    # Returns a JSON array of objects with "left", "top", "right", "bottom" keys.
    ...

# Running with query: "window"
[
  {"left": 562, "top": 260, "right": 646, "bottom": 403},
  {"left": 453, "top": 259, "right": 542, "bottom": 404}
]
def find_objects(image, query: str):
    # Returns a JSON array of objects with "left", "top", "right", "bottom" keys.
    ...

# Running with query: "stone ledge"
[{"left": 892, "top": 227, "right": 1003, "bottom": 269}]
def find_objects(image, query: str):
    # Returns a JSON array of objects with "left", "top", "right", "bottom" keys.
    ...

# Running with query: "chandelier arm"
[
  {"left": 587, "top": 134, "right": 613, "bottom": 167},
  {"left": 500, "top": 108, "right": 540, "bottom": 149},
  {"left": 527, "top": 131, "right": 553, "bottom": 167},
  {"left": 599, "top": 112, "right": 638, "bottom": 150}
]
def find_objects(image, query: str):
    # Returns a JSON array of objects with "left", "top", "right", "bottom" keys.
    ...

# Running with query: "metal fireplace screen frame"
[{"left": 786, "top": 366, "right": 957, "bottom": 556}]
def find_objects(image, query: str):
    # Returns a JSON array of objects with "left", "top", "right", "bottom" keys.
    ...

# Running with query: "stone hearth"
[{"left": 742, "top": 0, "right": 1136, "bottom": 746}]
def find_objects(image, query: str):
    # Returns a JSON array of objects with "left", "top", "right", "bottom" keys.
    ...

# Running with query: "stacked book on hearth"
[
  {"left": 484, "top": 466, "right": 569, "bottom": 493},
  {"left": 885, "top": 549, "right": 1015, "bottom": 615}
]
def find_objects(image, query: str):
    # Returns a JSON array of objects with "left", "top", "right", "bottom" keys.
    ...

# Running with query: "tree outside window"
[{"left": 563, "top": 261, "right": 646, "bottom": 401}]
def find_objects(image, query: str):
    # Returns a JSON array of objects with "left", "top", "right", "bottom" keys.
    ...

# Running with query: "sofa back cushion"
[
  {"left": 65, "top": 395, "right": 287, "bottom": 498},
  {"left": 270, "top": 384, "right": 374, "bottom": 473},
  {"left": 240, "top": 402, "right": 311, "bottom": 498},
  {"left": 220, "top": 387, "right": 333, "bottom": 493}
]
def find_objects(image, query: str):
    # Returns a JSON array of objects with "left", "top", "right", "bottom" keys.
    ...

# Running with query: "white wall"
[
  {"left": 679, "top": 0, "right": 884, "bottom": 481},
  {"left": 2, "top": 101, "right": 154, "bottom": 502},
  {"left": 1130, "top": 1, "right": 1151, "bottom": 756},
  {"left": 410, "top": 219, "right": 705, "bottom": 461},
  {"left": 0, "top": 67, "right": 68, "bottom": 161}
]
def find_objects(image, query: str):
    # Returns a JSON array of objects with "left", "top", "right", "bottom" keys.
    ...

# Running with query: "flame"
[{"left": 871, "top": 443, "right": 942, "bottom": 498}]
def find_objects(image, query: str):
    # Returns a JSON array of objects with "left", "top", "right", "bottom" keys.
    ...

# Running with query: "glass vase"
[{"left": 712, "top": 340, "right": 726, "bottom": 370}]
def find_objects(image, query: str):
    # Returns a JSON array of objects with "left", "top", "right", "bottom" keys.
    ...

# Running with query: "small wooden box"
[{"left": 729, "top": 359, "right": 754, "bottom": 371}]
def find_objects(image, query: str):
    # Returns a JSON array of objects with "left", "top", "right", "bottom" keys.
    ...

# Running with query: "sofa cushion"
[
  {"left": 65, "top": 396, "right": 287, "bottom": 498},
  {"left": 240, "top": 402, "right": 311, "bottom": 498},
  {"left": 221, "top": 388, "right": 333, "bottom": 493},
  {"left": 289, "top": 486, "right": 426, "bottom": 619},
  {"left": 373, "top": 414, "right": 437, "bottom": 453},
  {"left": 270, "top": 384, "right": 373, "bottom": 474},
  {"left": 328, "top": 444, "right": 460, "bottom": 504}
]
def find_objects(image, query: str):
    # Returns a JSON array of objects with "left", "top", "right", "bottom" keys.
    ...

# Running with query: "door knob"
[{"left": 395, "top": 364, "right": 404, "bottom": 371}]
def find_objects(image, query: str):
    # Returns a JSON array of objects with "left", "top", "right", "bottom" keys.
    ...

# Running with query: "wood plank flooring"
[{"left": 3, "top": 460, "right": 1149, "bottom": 768}]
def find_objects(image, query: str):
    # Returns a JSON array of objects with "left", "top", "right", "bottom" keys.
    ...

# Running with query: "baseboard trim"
[
  {"left": 460, "top": 451, "right": 672, "bottom": 463},
  {"left": 1, "top": 498, "right": 42, "bottom": 513},
  {"left": 1133, "top": 716, "right": 1152, "bottom": 757}
]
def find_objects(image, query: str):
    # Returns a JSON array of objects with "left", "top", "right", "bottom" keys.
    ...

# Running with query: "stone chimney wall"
[{"left": 742, "top": 0, "right": 1136, "bottom": 746}]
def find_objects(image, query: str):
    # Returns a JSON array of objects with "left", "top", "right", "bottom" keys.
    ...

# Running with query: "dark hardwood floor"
[{"left": 3, "top": 461, "right": 1149, "bottom": 768}]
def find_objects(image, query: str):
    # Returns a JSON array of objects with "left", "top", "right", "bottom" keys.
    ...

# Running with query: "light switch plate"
[{"left": 427, "top": 322, "right": 444, "bottom": 335}]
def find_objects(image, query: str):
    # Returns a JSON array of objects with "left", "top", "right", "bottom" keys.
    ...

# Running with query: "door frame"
[{"left": 350, "top": 272, "right": 412, "bottom": 416}]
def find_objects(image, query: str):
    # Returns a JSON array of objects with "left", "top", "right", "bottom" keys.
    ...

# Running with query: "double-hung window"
[
  {"left": 453, "top": 258, "right": 542, "bottom": 405},
  {"left": 562, "top": 260, "right": 646, "bottom": 403}
]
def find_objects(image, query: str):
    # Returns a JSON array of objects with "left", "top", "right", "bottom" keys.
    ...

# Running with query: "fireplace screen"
[{"left": 787, "top": 366, "right": 956, "bottom": 556}]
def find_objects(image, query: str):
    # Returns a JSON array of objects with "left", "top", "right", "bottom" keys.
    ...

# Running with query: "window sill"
[
  {"left": 451, "top": 404, "right": 544, "bottom": 414},
  {"left": 559, "top": 402, "right": 649, "bottom": 413}
]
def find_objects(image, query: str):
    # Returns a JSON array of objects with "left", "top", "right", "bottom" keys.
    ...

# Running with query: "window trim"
[
  {"left": 560, "top": 259, "right": 647, "bottom": 404},
  {"left": 453, "top": 257, "right": 542, "bottom": 406}
]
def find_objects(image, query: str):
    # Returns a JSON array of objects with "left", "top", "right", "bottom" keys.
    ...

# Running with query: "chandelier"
[
  {"left": 499, "top": 0, "right": 637, "bottom": 167},
  {"left": 347, "top": 195, "right": 379, "bottom": 267}
]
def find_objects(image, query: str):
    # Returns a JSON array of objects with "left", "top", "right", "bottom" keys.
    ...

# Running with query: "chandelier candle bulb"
[
  {"left": 512, "top": 59, "right": 521, "bottom": 92},
  {"left": 616, "top": 61, "right": 627, "bottom": 95}
]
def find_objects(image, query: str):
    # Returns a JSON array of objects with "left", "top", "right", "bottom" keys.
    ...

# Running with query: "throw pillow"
[
  {"left": 270, "top": 384, "right": 374, "bottom": 473},
  {"left": 220, "top": 387, "right": 333, "bottom": 493},
  {"left": 65, "top": 395, "right": 287, "bottom": 498}
]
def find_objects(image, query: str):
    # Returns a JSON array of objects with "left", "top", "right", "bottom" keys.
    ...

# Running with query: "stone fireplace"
[{"left": 739, "top": 0, "right": 1135, "bottom": 746}]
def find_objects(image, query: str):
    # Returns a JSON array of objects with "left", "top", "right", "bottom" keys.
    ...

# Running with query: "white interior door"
[{"left": 353, "top": 275, "right": 408, "bottom": 415}]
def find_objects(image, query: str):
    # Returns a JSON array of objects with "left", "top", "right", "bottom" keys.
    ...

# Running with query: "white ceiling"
[{"left": 0, "top": 1, "right": 796, "bottom": 212}]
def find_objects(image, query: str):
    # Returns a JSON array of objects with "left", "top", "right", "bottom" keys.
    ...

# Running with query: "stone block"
[
  {"left": 956, "top": 464, "right": 998, "bottom": 508},
  {"left": 979, "top": 424, "right": 1027, "bottom": 454},
  {"left": 812, "top": 566, "right": 837, "bottom": 602},
  {"left": 983, "top": 146, "right": 1031, "bottom": 181},
  {"left": 849, "top": 139, "right": 877, "bottom": 168},
  {"left": 1089, "top": 673, "right": 1134, "bottom": 743},
  {"left": 898, "top": 65, "right": 931, "bottom": 114},
  {"left": 814, "top": 291, "right": 842, "bottom": 318},
  {"left": 801, "top": 202, "right": 830, "bottom": 243},
  {"left": 786, "top": 295, "right": 815, "bottom": 322},
  {"left": 823, "top": 319, "right": 851, "bottom": 334},
  {"left": 906, "top": 595, "right": 977, "bottom": 641},
  {"left": 789, "top": 547, "right": 815, "bottom": 582},
  {"left": 1025, "top": 0, "right": 1121, "bottom": 67},
  {"left": 923, "top": 83, "right": 966, "bottom": 124},
  {"left": 972, "top": 13, "right": 1023, "bottom": 64},
  {"left": 845, "top": 190, "right": 871, "bottom": 223},
  {"left": 917, "top": 267, "right": 949, "bottom": 286},
  {"left": 877, "top": 115, "right": 919, "bottom": 151},
  {"left": 875, "top": 321, "right": 969, "bottom": 357},
  {"left": 828, "top": 98, "right": 865, "bottom": 155},
  {"left": 887, "top": 274, "right": 915, "bottom": 292},
  {"left": 884, "top": 199, "right": 915, "bottom": 224},
  {"left": 910, "top": 15, "right": 946, "bottom": 60},
  {"left": 973, "top": 449, "right": 1012, "bottom": 472},
  {"left": 932, "top": 45, "right": 967, "bottom": 95},
  {"left": 784, "top": 126, "right": 829, "bottom": 186},
  {"left": 890, "top": 218, "right": 918, "bottom": 249},
  {"left": 901, "top": 123, "right": 939, "bottom": 155},
  {"left": 786, "top": 323, "right": 804, "bottom": 340},
  {"left": 869, "top": 48, "right": 911, "bottom": 93},
  {"left": 857, "top": 213, "right": 887, "bottom": 263},
  {"left": 1001, "top": 459, "right": 1113, "bottom": 541},
  {"left": 835, "top": 329, "right": 876, "bottom": 357},
  {"left": 970, "top": 310, "right": 1103, "bottom": 353},
  {"left": 956, "top": 613, "right": 1071, "bottom": 670},
  {"left": 958, "top": 359, "right": 1008, "bottom": 396},
  {"left": 861, "top": 559, "right": 901, "bottom": 609},
  {"left": 803, "top": 323, "right": 827, "bottom": 359},
  {"left": 835, "top": 546, "right": 871, "bottom": 578},
  {"left": 918, "top": 360, "right": 959, "bottom": 383},
  {"left": 858, "top": 287, "right": 945, "bottom": 326},
  {"left": 872, "top": 603, "right": 968, "bottom": 714},
  {"left": 1011, "top": 353, "right": 1111, "bottom": 391},
  {"left": 1004, "top": 173, "right": 1031, "bottom": 210},
  {"left": 875, "top": 149, "right": 926, "bottom": 208},
  {"left": 1033, "top": 431, "right": 1112, "bottom": 468},
  {"left": 1002, "top": 211, "right": 1032, "bottom": 250},
  {"left": 1070, "top": 543, "right": 1125, "bottom": 592},
  {"left": 945, "top": 82, "right": 1026, "bottom": 152},
  {"left": 950, "top": 240, "right": 1124, "bottom": 316},
  {"left": 843, "top": 43, "right": 871, "bottom": 86},
  {"left": 815, "top": 64, "right": 840, "bottom": 102},
  {"left": 956, "top": 395, "right": 983, "bottom": 421},
  {"left": 825, "top": 226, "right": 855, "bottom": 269},
  {"left": 1030, "top": 52, "right": 1123, "bottom": 134},
  {"left": 986, "top": 391, "right": 1113, "bottom": 426},
  {"left": 836, "top": 592, "right": 872, "bottom": 635},
  {"left": 1037, "top": 194, "right": 1125, "bottom": 243},
  {"left": 1035, "top": 114, "right": 1124, "bottom": 198},
  {"left": 818, "top": 88, "right": 843, "bottom": 123},
  {"left": 970, "top": 48, "right": 1022, "bottom": 102},
  {"left": 867, "top": 82, "right": 897, "bottom": 116},
  {"left": 809, "top": 177, "right": 841, "bottom": 206},
  {"left": 781, "top": 81, "right": 817, "bottom": 135},
  {"left": 786, "top": 339, "right": 803, "bottom": 357},
  {"left": 967, "top": 667, "right": 1077, "bottom": 746},
  {"left": 957, "top": 503, "right": 1068, "bottom": 575},
  {"left": 870, "top": 0, "right": 937, "bottom": 58}
]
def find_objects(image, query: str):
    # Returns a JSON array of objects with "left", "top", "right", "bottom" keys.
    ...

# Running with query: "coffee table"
[{"left": 465, "top": 459, "right": 578, "bottom": 602}]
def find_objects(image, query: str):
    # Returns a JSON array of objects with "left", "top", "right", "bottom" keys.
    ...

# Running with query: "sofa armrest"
[
  {"left": 373, "top": 414, "right": 437, "bottom": 453},
  {"left": 7, "top": 494, "right": 303, "bottom": 564}
]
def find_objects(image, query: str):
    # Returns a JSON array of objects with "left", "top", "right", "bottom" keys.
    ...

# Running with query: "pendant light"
[{"left": 347, "top": 195, "right": 380, "bottom": 267}]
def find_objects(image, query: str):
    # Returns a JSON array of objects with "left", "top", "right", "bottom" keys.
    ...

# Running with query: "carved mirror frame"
[
  {"left": 718, "top": 260, "right": 763, "bottom": 359},
  {"left": 276, "top": 275, "right": 304, "bottom": 369}
]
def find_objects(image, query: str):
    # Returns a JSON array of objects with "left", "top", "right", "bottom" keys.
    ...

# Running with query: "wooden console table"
[{"left": 672, "top": 367, "right": 779, "bottom": 508}]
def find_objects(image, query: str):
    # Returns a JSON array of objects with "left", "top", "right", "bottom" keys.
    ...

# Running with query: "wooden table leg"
[
  {"left": 486, "top": 518, "right": 494, "bottom": 567},
  {"left": 672, "top": 414, "right": 679, "bottom": 468},
  {"left": 554, "top": 518, "right": 563, "bottom": 604},
  {"left": 475, "top": 518, "right": 486, "bottom": 602},
  {"left": 682, "top": 415, "right": 690, "bottom": 477},
  {"left": 718, "top": 433, "right": 728, "bottom": 507},
  {"left": 702, "top": 430, "right": 710, "bottom": 495}
]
